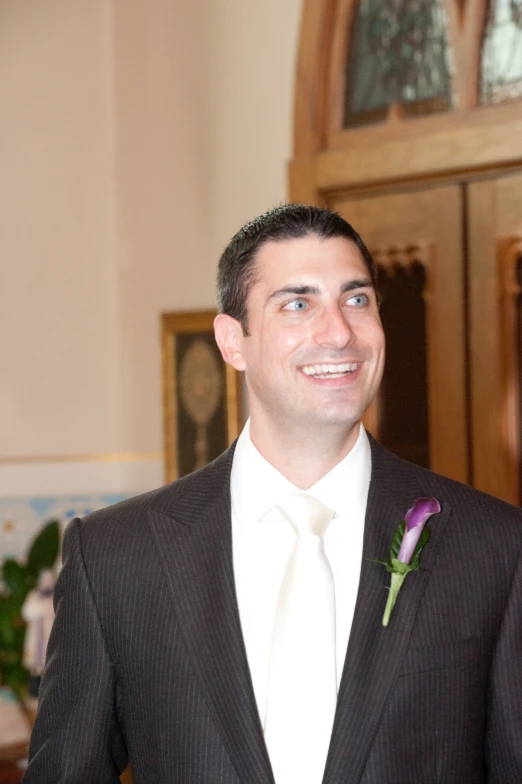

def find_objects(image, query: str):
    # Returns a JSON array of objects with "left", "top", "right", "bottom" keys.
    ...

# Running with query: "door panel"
[
  {"left": 469, "top": 173, "right": 522, "bottom": 504},
  {"left": 333, "top": 185, "right": 468, "bottom": 483}
]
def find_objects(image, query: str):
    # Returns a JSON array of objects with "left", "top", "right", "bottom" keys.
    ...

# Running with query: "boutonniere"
[{"left": 373, "top": 498, "right": 441, "bottom": 627}]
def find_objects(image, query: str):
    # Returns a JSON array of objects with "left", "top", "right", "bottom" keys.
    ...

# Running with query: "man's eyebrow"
[
  {"left": 267, "top": 284, "right": 320, "bottom": 302},
  {"left": 340, "top": 278, "right": 374, "bottom": 293}
]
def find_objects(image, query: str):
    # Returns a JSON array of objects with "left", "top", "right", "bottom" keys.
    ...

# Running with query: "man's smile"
[{"left": 301, "top": 361, "right": 359, "bottom": 378}]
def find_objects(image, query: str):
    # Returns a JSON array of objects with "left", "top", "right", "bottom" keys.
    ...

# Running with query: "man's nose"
[{"left": 314, "top": 306, "right": 355, "bottom": 349}]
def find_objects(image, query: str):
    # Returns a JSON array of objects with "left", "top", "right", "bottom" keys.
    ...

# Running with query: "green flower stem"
[{"left": 382, "top": 571, "right": 407, "bottom": 627}]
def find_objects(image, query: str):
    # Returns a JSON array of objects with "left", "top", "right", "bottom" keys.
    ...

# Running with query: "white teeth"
[{"left": 302, "top": 362, "right": 357, "bottom": 376}]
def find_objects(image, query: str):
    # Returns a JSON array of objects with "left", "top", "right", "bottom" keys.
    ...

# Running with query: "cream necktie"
[{"left": 264, "top": 493, "right": 337, "bottom": 784}]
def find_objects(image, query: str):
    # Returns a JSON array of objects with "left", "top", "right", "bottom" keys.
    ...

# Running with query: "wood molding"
[
  {"left": 467, "top": 179, "right": 502, "bottom": 497},
  {"left": 498, "top": 236, "right": 522, "bottom": 505},
  {"left": 371, "top": 242, "right": 432, "bottom": 272},
  {"left": 293, "top": 0, "right": 338, "bottom": 156},
  {"left": 326, "top": 0, "right": 357, "bottom": 139},
  {"left": 444, "top": 0, "right": 488, "bottom": 110},
  {"left": 315, "top": 114, "right": 522, "bottom": 193},
  {"left": 0, "top": 452, "right": 161, "bottom": 465}
]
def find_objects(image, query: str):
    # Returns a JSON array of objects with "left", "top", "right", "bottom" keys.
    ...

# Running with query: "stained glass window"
[
  {"left": 344, "top": 0, "right": 454, "bottom": 128},
  {"left": 480, "top": 0, "right": 522, "bottom": 104}
]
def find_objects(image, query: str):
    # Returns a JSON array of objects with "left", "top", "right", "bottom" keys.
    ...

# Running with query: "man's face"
[{"left": 217, "top": 234, "right": 385, "bottom": 434}]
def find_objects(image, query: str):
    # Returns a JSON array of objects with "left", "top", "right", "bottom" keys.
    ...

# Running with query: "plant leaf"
[
  {"left": 409, "top": 525, "right": 431, "bottom": 571},
  {"left": 0, "top": 610, "right": 18, "bottom": 647},
  {"left": 389, "top": 520, "right": 406, "bottom": 562},
  {"left": 2, "top": 560, "right": 28, "bottom": 599},
  {"left": 2, "top": 661, "right": 29, "bottom": 701},
  {"left": 26, "top": 520, "right": 60, "bottom": 577}
]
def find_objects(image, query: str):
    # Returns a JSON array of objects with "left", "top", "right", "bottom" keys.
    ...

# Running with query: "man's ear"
[{"left": 214, "top": 313, "right": 246, "bottom": 371}]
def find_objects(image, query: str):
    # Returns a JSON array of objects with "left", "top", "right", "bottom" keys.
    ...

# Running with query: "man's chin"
[{"left": 299, "top": 409, "right": 365, "bottom": 431}]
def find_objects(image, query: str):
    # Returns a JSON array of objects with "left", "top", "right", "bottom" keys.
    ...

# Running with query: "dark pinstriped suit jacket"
[{"left": 24, "top": 436, "right": 522, "bottom": 784}]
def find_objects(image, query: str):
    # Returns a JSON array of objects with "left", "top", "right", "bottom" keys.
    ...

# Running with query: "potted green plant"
[{"left": 0, "top": 520, "right": 60, "bottom": 701}]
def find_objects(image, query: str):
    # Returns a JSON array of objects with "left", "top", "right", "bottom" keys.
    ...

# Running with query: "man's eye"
[
  {"left": 283, "top": 298, "right": 308, "bottom": 311},
  {"left": 348, "top": 293, "right": 368, "bottom": 307}
]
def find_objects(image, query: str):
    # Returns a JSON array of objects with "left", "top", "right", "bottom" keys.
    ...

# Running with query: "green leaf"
[
  {"left": 0, "top": 593, "right": 20, "bottom": 617},
  {"left": 26, "top": 520, "right": 60, "bottom": 577},
  {"left": 0, "top": 648, "right": 21, "bottom": 665},
  {"left": 0, "top": 612, "right": 18, "bottom": 647},
  {"left": 409, "top": 525, "right": 431, "bottom": 571},
  {"left": 2, "top": 560, "right": 28, "bottom": 599},
  {"left": 2, "top": 662, "right": 29, "bottom": 701},
  {"left": 389, "top": 520, "right": 406, "bottom": 562}
]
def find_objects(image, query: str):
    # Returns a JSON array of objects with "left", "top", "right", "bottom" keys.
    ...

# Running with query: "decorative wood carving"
[{"left": 371, "top": 242, "right": 432, "bottom": 272}]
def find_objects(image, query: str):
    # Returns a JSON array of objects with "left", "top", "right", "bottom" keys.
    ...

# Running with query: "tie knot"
[{"left": 276, "top": 493, "right": 334, "bottom": 539}]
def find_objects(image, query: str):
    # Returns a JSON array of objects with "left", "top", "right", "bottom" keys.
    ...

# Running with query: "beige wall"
[
  {"left": 1, "top": 0, "right": 120, "bottom": 457},
  {"left": 0, "top": 0, "right": 301, "bottom": 492},
  {"left": 206, "top": 0, "right": 302, "bottom": 252}
]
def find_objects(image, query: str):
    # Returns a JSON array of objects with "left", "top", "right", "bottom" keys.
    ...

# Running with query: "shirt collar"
[
  {"left": 231, "top": 420, "right": 297, "bottom": 524},
  {"left": 230, "top": 419, "right": 371, "bottom": 524}
]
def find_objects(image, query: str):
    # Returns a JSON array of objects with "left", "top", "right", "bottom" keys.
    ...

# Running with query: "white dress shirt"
[{"left": 230, "top": 420, "right": 371, "bottom": 725}]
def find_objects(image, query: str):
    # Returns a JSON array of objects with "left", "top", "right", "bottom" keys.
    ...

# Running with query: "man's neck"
[{"left": 248, "top": 418, "right": 361, "bottom": 490}]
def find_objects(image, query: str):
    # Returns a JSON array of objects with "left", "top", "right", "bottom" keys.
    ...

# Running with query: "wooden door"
[
  {"left": 469, "top": 172, "right": 522, "bottom": 504},
  {"left": 332, "top": 184, "right": 468, "bottom": 484}
]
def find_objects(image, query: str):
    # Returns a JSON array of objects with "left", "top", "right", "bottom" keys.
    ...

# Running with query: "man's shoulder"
[
  {"left": 371, "top": 436, "right": 522, "bottom": 531},
  {"left": 71, "top": 443, "right": 237, "bottom": 546}
]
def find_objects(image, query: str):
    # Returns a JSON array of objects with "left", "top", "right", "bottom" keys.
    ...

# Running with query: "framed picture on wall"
[{"left": 162, "top": 310, "right": 242, "bottom": 482}]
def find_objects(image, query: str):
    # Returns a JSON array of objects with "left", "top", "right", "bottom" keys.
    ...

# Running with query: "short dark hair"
[{"left": 217, "top": 203, "right": 376, "bottom": 334}]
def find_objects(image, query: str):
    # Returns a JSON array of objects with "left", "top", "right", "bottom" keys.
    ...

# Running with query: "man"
[{"left": 25, "top": 205, "right": 522, "bottom": 783}]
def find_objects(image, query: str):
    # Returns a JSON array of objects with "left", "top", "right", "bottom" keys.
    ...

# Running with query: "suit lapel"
[
  {"left": 147, "top": 448, "right": 274, "bottom": 784},
  {"left": 324, "top": 438, "right": 452, "bottom": 784}
]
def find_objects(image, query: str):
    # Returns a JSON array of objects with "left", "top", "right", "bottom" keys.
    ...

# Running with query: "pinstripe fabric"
[
  {"left": 24, "top": 437, "right": 522, "bottom": 783},
  {"left": 325, "top": 440, "right": 522, "bottom": 784}
]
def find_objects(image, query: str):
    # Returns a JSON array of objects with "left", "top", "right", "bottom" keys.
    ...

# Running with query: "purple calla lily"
[{"left": 397, "top": 497, "right": 441, "bottom": 564}]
